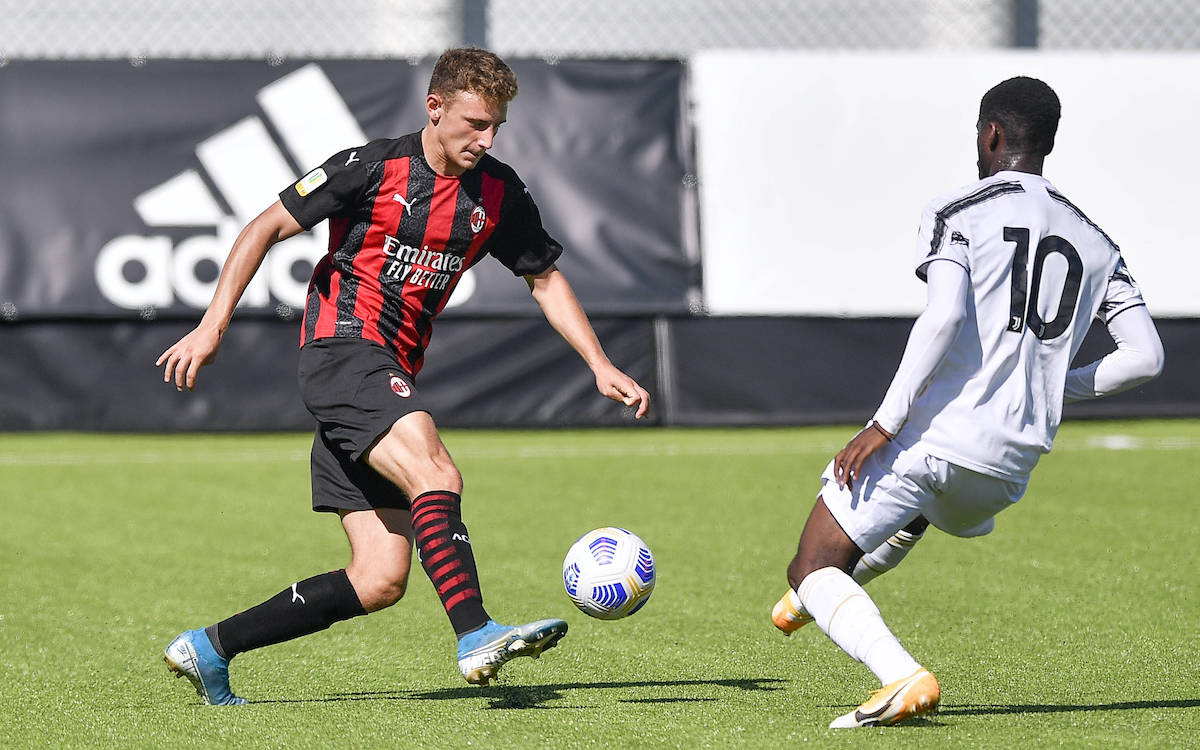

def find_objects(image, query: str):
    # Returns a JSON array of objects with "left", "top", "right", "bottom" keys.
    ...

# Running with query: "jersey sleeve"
[
  {"left": 1064, "top": 303, "right": 1163, "bottom": 403},
  {"left": 278, "top": 147, "right": 370, "bottom": 230},
  {"left": 914, "top": 202, "right": 971, "bottom": 282},
  {"left": 485, "top": 184, "right": 564, "bottom": 276},
  {"left": 1096, "top": 255, "right": 1147, "bottom": 324},
  {"left": 872, "top": 259, "right": 970, "bottom": 433}
]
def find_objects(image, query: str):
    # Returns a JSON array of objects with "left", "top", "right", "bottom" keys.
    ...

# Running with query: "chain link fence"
[
  {"left": 1040, "top": 0, "right": 1200, "bottom": 48},
  {"left": 491, "top": 0, "right": 1016, "bottom": 55},
  {"left": 1, "top": 0, "right": 1198, "bottom": 59},
  {"left": 0, "top": 0, "right": 457, "bottom": 60}
]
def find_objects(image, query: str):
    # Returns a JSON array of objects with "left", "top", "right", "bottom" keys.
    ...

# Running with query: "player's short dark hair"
[
  {"left": 428, "top": 47, "right": 518, "bottom": 106},
  {"left": 978, "top": 76, "right": 1061, "bottom": 157}
]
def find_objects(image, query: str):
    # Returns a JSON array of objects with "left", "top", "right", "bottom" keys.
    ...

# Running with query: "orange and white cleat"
[
  {"left": 770, "top": 588, "right": 814, "bottom": 635},
  {"left": 829, "top": 668, "right": 940, "bottom": 728}
]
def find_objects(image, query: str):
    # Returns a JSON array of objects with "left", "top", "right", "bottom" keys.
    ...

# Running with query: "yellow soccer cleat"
[
  {"left": 829, "top": 668, "right": 940, "bottom": 728},
  {"left": 771, "top": 588, "right": 814, "bottom": 634}
]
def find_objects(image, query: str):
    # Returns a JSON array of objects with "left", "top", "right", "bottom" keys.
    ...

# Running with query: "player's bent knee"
[
  {"left": 428, "top": 464, "right": 463, "bottom": 494},
  {"left": 355, "top": 575, "right": 408, "bottom": 611},
  {"left": 346, "top": 562, "right": 411, "bottom": 611},
  {"left": 376, "top": 578, "right": 408, "bottom": 607}
]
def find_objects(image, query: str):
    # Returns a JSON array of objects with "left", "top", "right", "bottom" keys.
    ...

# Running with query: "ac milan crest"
[{"left": 389, "top": 375, "right": 411, "bottom": 398}]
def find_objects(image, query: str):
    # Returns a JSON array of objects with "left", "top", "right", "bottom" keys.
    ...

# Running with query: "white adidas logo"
[{"left": 92, "top": 66, "right": 389, "bottom": 315}]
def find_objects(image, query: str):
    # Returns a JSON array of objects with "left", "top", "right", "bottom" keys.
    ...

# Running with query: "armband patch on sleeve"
[{"left": 295, "top": 168, "right": 328, "bottom": 197}]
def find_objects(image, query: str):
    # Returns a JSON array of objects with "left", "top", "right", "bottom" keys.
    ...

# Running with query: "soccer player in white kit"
[{"left": 770, "top": 77, "right": 1165, "bottom": 728}]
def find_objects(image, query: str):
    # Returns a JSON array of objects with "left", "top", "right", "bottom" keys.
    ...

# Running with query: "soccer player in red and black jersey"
[{"left": 157, "top": 48, "right": 650, "bottom": 705}]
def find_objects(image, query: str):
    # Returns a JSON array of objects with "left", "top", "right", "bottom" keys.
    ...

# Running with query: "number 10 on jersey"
[{"left": 1004, "top": 226, "right": 1083, "bottom": 341}]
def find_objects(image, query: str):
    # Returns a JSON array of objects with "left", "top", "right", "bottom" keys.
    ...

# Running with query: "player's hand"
[
  {"left": 593, "top": 362, "right": 650, "bottom": 419},
  {"left": 833, "top": 421, "right": 893, "bottom": 490},
  {"left": 156, "top": 324, "right": 223, "bottom": 392}
]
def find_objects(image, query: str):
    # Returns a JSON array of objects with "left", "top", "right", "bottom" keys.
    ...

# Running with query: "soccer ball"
[{"left": 562, "top": 527, "right": 655, "bottom": 620}]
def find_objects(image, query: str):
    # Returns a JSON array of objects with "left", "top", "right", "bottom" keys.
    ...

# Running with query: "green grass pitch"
[{"left": 1, "top": 421, "right": 1198, "bottom": 748}]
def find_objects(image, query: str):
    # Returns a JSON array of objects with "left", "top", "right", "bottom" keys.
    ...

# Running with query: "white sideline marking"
[
  {"left": 455, "top": 442, "right": 846, "bottom": 460},
  {"left": 1066, "top": 435, "right": 1200, "bottom": 452},
  {"left": 0, "top": 434, "right": 1196, "bottom": 467},
  {"left": 0, "top": 442, "right": 841, "bottom": 467},
  {"left": 0, "top": 448, "right": 310, "bottom": 467}
]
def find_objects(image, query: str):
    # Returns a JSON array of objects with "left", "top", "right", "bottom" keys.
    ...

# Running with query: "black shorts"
[{"left": 298, "top": 337, "right": 429, "bottom": 513}]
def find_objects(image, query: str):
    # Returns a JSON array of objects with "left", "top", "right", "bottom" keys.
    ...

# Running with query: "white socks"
[
  {"left": 797, "top": 566, "right": 921, "bottom": 685},
  {"left": 853, "top": 527, "right": 924, "bottom": 586},
  {"left": 786, "top": 526, "right": 924, "bottom": 619}
]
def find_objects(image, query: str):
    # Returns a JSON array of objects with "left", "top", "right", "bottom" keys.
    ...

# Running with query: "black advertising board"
[{"left": 0, "top": 59, "right": 697, "bottom": 322}]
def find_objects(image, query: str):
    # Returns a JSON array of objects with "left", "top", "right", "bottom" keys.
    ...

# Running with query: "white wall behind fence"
[{"left": 693, "top": 51, "right": 1200, "bottom": 317}]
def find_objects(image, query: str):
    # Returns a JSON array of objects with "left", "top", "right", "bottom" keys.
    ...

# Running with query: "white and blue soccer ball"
[{"left": 562, "top": 527, "right": 655, "bottom": 620}]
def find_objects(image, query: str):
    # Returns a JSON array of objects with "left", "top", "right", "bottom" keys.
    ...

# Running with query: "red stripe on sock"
[
  {"left": 413, "top": 499, "right": 456, "bottom": 510},
  {"left": 412, "top": 500, "right": 455, "bottom": 513},
  {"left": 415, "top": 521, "right": 451, "bottom": 543},
  {"left": 422, "top": 536, "right": 450, "bottom": 553},
  {"left": 413, "top": 519, "right": 450, "bottom": 537},
  {"left": 412, "top": 509, "right": 450, "bottom": 522},
  {"left": 412, "top": 492, "right": 459, "bottom": 505},
  {"left": 424, "top": 546, "right": 457, "bottom": 569},
  {"left": 431, "top": 560, "right": 463, "bottom": 583},
  {"left": 445, "top": 588, "right": 481, "bottom": 611},
  {"left": 436, "top": 572, "right": 472, "bottom": 593}
]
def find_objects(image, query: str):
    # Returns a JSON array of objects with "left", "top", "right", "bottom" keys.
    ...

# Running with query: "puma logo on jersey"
[
  {"left": 452, "top": 532, "right": 471, "bottom": 544},
  {"left": 393, "top": 193, "right": 415, "bottom": 214},
  {"left": 291, "top": 583, "right": 306, "bottom": 604},
  {"left": 950, "top": 231, "right": 969, "bottom": 246},
  {"left": 344, "top": 150, "right": 360, "bottom": 166}
]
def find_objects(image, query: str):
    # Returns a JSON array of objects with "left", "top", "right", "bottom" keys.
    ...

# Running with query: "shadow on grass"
[
  {"left": 259, "top": 678, "right": 784, "bottom": 709},
  {"left": 940, "top": 698, "right": 1200, "bottom": 716},
  {"left": 809, "top": 698, "right": 1200, "bottom": 726}
]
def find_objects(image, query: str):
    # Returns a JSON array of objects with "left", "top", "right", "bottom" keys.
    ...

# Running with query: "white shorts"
[{"left": 820, "top": 439, "right": 1028, "bottom": 553}]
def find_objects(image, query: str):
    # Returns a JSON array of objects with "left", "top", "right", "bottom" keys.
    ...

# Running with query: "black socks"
[
  {"left": 205, "top": 490, "right": 492, "bottom": 660},
  {"left": 207, "top": 568, "right": 365, "bottom": 659}
]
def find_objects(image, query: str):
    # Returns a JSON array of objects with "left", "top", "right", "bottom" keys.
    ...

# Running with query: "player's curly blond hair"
[{"left": 428, "top": 47, "right": 518, "bottom": 105}]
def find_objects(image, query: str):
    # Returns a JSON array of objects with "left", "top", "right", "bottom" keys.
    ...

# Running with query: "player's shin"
[
  {"left": 775, "top": 519, "right": 927, "bottom": 633},
  {"left": 207, "top": 569, "right": 366, "bottom": 659},
  {"left": 797, "top": 566, "right": 921, "bottom": 684},
  {"left": 410, "top": 490, "right": 490, "bottom": 636}
]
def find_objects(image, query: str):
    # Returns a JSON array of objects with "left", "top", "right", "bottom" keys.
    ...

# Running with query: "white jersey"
[{"left": 898, "top": 171, "right": 1146, "bottom": 480}]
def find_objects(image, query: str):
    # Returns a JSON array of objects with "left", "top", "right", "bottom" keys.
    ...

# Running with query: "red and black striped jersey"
[{"left": 279, "top": 132, "right": 562, "bottom": 378}]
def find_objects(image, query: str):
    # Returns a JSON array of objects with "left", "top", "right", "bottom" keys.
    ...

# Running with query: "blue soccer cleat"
[
  {"left": 163, "top": 629, "right": 248, "bottom": 705},
  {"left": 456, "top": 618, "right": 568, "bottom": 686}
]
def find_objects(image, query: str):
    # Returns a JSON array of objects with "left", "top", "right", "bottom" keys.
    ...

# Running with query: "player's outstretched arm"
[
  {"left": 526, "top": 266, "right": 650, "bottom": 418},
  {"left": 834, "top": 259, "right": 969, "bottom": 489},
  {"left": 1064, "top": 305, "right": 1164, "bottom": 403},
  {"left": 156, "top": 201, "right": 304, "bottom": 391},
  {"left": 871, "top": 259, "right": 969, "bottom": 434}
]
